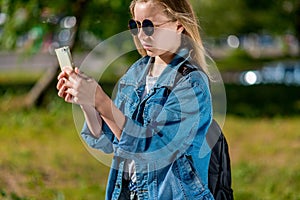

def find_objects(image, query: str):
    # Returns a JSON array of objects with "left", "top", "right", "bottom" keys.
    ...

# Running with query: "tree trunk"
[
  {"left": 24, "top": 0, "right": 89, "bottom": 108},
  {"left": 24, "top": 65, "right": 59, "bottom": 108}
]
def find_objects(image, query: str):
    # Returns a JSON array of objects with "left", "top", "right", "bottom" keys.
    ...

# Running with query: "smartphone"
[{"left": 55, "top": 46, "right": 74, "bottom": 70}]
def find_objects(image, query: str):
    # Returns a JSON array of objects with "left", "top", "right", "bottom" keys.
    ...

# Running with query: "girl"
[{"left": 57, "top": 0, "right": 215, "bottom": 199}]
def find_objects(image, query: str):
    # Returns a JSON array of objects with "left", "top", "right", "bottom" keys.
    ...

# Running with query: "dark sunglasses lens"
[
  {"left": 142, "top": 19, "right": 154, "bottom": 36},
  {"left": 128, "top": 19, "right": 138, "bottom": 35}
]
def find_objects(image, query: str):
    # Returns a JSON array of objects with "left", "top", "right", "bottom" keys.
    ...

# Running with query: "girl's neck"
[{"left": 150, "top": 52, "right": 175, "bottom": 77}]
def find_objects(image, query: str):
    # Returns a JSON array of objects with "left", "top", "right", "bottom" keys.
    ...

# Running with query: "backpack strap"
[{"left": 178, "top": 65, "right": 198, "bottom": 76}]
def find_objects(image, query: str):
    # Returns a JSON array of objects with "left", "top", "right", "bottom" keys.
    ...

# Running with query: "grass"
[
  {"left": 0, "top": 96, "right": 109, "bottom": 200},
  {"left": 224, "top": 116, "right": 300, "bottom": 200},
  {"left": 1, "top": 82, "right": 300, "bottom": 199},
  {"left": 0, "top": 71, "right": 42, "bottom": 85}
]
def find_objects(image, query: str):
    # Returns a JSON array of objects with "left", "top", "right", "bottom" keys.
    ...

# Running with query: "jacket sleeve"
[
  {"left": 115, "top": 72, "right": 212, "bottom": 164},
  {"left": 81, "top": 121, "right": 115, "bottom": 154}
]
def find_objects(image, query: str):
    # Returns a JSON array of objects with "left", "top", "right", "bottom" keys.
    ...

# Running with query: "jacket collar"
[
  {"left": 154, "top": 48, "right": 192, "bottom": 88},
  {"left": 122, "top": 48, "right": 193, "bottom": 88}
]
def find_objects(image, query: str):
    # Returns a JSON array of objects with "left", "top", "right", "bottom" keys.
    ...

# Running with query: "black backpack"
[
  {"left": 176, "top": 65, "right": 234, "bottom": 200},
  {"left": 206, "top": 119, "right": 234, "bottom": 200}
]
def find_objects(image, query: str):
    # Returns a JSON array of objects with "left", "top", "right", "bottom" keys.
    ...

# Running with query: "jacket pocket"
[
  {"left": 176, "top": 155, "right": 206, "bottom": 197},
  {"left": 143, "top": 95, "right": 168, "bottom": 124}
]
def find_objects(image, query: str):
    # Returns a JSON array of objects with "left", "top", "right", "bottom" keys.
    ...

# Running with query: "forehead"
[{"left": 133, "top": 2, "right": 168, "bottom": 21}]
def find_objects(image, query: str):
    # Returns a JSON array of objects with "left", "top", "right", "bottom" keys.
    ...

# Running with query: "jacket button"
[{"left": 116, "top": 184, "right": 121, "bottom": 189}]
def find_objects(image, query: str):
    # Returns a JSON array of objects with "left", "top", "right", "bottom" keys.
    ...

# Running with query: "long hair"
[{"left": 129, "top": 0, "right": 209, "bottom": 77}]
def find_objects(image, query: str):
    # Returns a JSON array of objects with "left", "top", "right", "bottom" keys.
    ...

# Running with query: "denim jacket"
[{"left": 81, "top": 48, "right": 214, "bottom": 200}]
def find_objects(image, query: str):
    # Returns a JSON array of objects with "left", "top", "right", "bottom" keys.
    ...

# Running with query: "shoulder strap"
[
  {"left": 178, "top": 65, "right": 198, "bottom": 76},
  {"left": 170, "top": 65, "right": 198, "bottom": 90}
]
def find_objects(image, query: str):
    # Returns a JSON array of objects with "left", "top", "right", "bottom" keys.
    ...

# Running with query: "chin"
[
  {"left": 145, "top": 50, "right": 157, "bottom": 57},
  {"left": 145, "top": 48, "right": 167, "bottom": 58}
]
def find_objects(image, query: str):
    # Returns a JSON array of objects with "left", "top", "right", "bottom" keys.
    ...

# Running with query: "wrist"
[
  {"left": 80, "top": 104, "right": 95, "bottom": 111},
  {"left": 94, "top": 85, "right": 108, "bottom": 112}
]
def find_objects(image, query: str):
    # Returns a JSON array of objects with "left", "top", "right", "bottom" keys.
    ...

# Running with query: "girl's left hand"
[{"left": 63, "top": 67, "right": 102, "bottom": 106}]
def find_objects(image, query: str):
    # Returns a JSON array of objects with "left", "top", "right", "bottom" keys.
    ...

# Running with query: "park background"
[{"left": 1, "top": 0, "right": 300, "bottom": 199}]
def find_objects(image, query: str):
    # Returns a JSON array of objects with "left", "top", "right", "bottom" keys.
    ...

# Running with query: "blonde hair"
[{"left": 129, "top": 0, "right": 209, "bottom": 76}]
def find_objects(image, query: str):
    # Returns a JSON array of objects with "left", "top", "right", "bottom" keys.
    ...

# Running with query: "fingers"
[
  {"left": 56, "top": 77, "right": 67, "bottom": 90},
  {"left": 62, "top": 66, "right": 74, "bottom": 75},
  {"left": 64, "top": 93, "right": 74, "bottom": 103},
  {"left": 59, "top": 67, "right": 90, "bottom": 84},
  {"left": 57, "top": 67, "right": 77, "bottom": 103},
  {"left": 59, "top": 67, "right": 76, "bottom": 81},
  {"left": 65, "top": 68, "right": 83, "bottom": 84},
  {"left": 57, "top": 77, "right": 74, "bottom": 97},
  {"left": 57, "top": 69, "right": 73, "bottom": 90},
  {"left": 58, "top": 85, "right": 75, "bottom": 104},
  {"left": 57, "top": 77, "right": 76, "bottom": 94},
  {"left": 57, "top": 70, "right": 68, "bottom": 80},
  {"left": 65, "top": 87, "right": 78, "bottom": 97},
  {"left": 58, "top": 83, "right": 68, "bottom": 98},
  {"left": 57, "top": 67, "right": 96, "bottom": 105},
  {"left": 57, "top": 70, "right": 78, "bottom": 98}
]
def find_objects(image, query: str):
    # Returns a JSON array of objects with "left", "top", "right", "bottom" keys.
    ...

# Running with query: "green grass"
[
  {"left": 1, "top": 91, "right": 300, "bottom": 199},
  {"left": 0, "top": 71, "right": 42, "bottom": 84},
  {"left": 224, "top": 116, "right": 300, "bottom": 200},
  {"left": 0, "top": 96, "right": 109, "bottom": 200}
]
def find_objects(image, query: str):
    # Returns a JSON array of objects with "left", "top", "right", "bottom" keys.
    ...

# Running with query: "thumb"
[
  {"left": 75, "top": 67, "right": 81, "bottom": 74},
  {"left": 62, "top": 67, "right": 74, "bottom": 76}
]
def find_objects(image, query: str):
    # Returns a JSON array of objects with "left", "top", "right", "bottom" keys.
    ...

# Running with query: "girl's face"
[{"left": 133, "top": 2, "right": 183, "bottom": 58}]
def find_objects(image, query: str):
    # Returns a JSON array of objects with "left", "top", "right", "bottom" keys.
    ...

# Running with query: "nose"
[{"left": 137, "top": 28, "right": 148, "bottom": 40}]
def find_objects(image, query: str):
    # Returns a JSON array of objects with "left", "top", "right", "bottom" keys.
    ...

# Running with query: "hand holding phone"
[{"left": 55, "top": 46, "right": 74, "bottom": 70}]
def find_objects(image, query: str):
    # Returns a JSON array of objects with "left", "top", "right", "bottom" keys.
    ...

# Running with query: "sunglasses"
[{"left": 128, "top": 19, "right": 173, "bottom": 36}]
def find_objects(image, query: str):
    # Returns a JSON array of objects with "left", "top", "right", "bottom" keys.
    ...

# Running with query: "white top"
[{"left": 124, "top": 74, "right": 159, "bottom": 182}]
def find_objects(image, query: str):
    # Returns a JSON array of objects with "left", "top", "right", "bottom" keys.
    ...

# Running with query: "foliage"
[
  {"left": 192, "top": 0, "right": 298, "bottom": 37},
  {"left": 0, "top": 0, "right": 132, "bottom": 51},
  {"left": 225, "top": 84, "right": 300, "bottom": 117},
  {"left": 0, "top": 0, "right": 299, "bottom": 52}
]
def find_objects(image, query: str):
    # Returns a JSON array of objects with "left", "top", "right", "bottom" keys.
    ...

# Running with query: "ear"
[{"left": 176, "top": 21, "right": 184, "bottom": 33}]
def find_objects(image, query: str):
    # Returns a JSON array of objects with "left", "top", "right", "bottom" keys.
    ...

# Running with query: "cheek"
[{"left": 153, "top": 29, "right": 181, "bottom": 52}]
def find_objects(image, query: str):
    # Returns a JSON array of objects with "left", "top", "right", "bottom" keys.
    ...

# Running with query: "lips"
[{"left": 141, "top": 42, "right": 152, "bottom": 49}]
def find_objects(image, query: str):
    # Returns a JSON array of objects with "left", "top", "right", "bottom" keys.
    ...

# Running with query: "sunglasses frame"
[{"left": 128, "top": 19, "right": 173, "bottom": 36}]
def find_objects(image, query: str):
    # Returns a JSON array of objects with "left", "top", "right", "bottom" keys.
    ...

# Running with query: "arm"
[
  {"left": 58, "top": 67, "right": 211, "bottom": 164},
  {"left": 57, "top": 67, "right": 125, "bottom": 140},
  {"left": 80, "top": 104, "right": 102, "bottom": 138},
  {"left": 93, "top": 90, "right": 125, "bottom": 140}
]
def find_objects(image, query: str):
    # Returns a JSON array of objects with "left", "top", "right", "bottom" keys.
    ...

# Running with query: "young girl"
[{"left": 57, "top": 0, "right": 215, "bottom": 199}]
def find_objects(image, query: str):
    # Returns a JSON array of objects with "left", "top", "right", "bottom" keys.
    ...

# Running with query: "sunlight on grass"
[
  {"left": 1, "top": 95, "right": 300, "bottom": 199},
  {"left": 0, "top": 98, "right": 109, "bottom": 200},
  {"left": 224, "top": 116, "right": 300, "bottom": 200},
  {"left": 0, "top": 71, "right": 42, "bottom": 84}
]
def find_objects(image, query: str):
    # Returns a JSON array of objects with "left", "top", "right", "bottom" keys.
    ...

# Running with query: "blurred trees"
[
  {"left": 192, "top": 0, "right": 299, "bottom": 39},
  {"left": 0, "top": 0, "right": 69, "bottom": 51},
  {"left": 0, "top": 0, "right": 299, "bottom": 52},
  {"left": 0, "top": 0, "right": 132, "bottom": 107},
  {"left": 0, "top": 0, "right": 299, "bottom": 107},
  {"left": 0, "top": 0, "right": 132, "bottom": 52}
]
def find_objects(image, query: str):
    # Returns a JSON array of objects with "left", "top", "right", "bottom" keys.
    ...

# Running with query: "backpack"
[
  {"left": 176, "top": 65, "right": 234, "bottom": 200},
  {"left": 206, "top": 119, "right": 234, "bottom": 200}
]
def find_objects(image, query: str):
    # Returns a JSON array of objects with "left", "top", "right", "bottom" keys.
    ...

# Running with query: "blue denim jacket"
[{"left": 81, "top": 48, "right": 214, "bottom": 200}]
